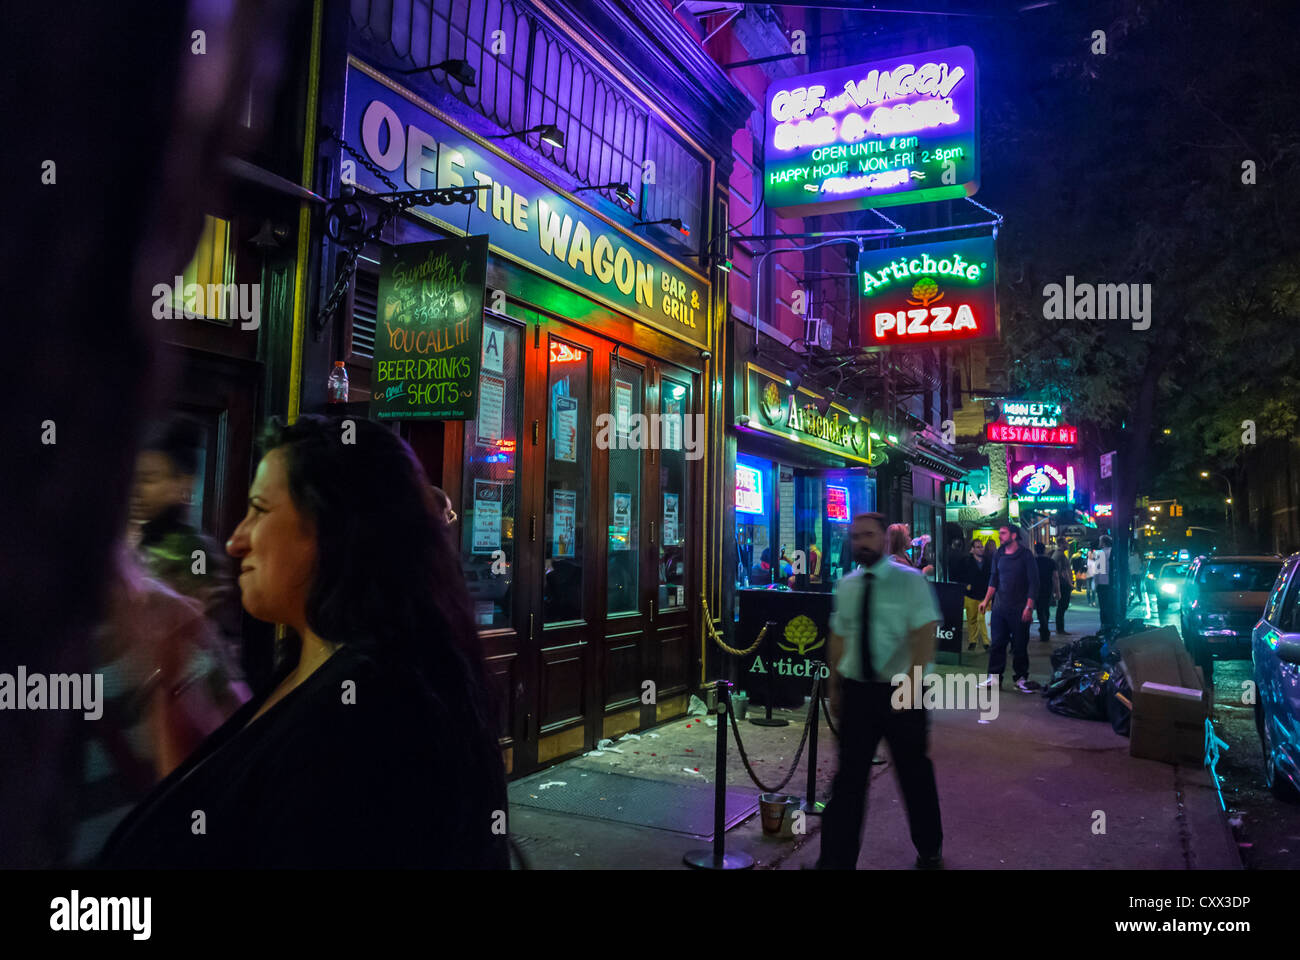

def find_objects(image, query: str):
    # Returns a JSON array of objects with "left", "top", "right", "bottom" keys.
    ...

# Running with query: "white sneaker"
[
  {"left": 978, "top": 675, "right": 1000, "bottom": 689},
  {"left": 1015, "top": 678, "right": 1034, "bottom": 694}
]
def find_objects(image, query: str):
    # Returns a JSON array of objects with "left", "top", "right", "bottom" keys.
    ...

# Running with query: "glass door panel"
[
  {"left": 607, "top": 365, "right": 643, "bottom": 614},
  {"left": 658, "top": 375, "right": 690, "bottom": 611},
  {"left": 544, "top": 337, "right": 590, "bottom": 623},
  {"left": 459, "top": 317, "right": 522, "bottom": 628}
]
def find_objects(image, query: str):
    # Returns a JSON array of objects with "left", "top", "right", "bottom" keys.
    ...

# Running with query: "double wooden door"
[{"left": 487, "top": 318, "right": 697, "bottom": 775}]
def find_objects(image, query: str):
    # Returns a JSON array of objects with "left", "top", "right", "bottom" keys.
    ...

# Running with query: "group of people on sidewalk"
[{"left": 946, "top": 527, "right": 1101, "bottom": 692}]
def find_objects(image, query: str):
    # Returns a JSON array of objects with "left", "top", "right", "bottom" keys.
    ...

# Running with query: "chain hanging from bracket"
[{"left": 314, "top": 127, "right": 489, "bottom": 336}]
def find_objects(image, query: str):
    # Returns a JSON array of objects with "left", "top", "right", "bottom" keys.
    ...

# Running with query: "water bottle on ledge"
[{"left": 327, "top": 361, "right": 349, "bottom": 403}]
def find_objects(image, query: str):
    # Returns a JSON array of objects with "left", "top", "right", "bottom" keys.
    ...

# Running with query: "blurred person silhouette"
[
  {"left": 131, "top": 419, "right": 242, "bottom": 650},
  {"left": 1053, "top": 541, "right": 1075, "bottom": 635},
  {"left": 430, "top": 485, "right": 457, "bottom": 526},
  {"left": 65, "top": 542, "right": 249, "bottom": 866},
  {"left": 819, "top": 512, "right": 943, "bottom": 869},
  {"left": 99, "top": 416, "right": 509, "bottom": 868}
]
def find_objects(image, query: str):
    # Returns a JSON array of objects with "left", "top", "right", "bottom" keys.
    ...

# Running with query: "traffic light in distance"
[{"left": 1186, "top": 528, "right": 1192, "bottom": 536}]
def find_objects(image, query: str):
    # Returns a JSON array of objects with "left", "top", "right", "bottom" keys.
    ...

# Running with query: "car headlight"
[{"left": 1159, "top": 582, "right": 1178, "bottom": 595}]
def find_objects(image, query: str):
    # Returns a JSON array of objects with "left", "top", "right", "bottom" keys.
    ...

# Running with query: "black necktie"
[{"left": 859, "top": 571, "right": 875, "bottom": 682}]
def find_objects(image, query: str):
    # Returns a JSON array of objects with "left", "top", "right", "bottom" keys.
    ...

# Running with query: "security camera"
[
  {"left": 737, "top": 415, "right": 751, "bottom": 426},
  {"left": 701, "top": 350, "right": 711, "bottom": 360}
]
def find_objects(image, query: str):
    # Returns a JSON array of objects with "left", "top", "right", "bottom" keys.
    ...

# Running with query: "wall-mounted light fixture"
[
  {"left": 573, "top": 181, "right": 636, "bottom": 207},
  {"left": 488, "top": 123, "right": 565, "bottom": 150},
  {"left": 634, "top": 217, "right": 689, "bottom": 237},
  {"left": 395, "top": 59, "right": 476, "bottom": 86}
]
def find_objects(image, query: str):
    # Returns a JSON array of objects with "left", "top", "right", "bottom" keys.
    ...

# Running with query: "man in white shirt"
[
  {"left": 1094, "top": 535, "right": 1114, "bottom": 628},
  {"left": 817, "top": 512, "right": 944, "bottom": 870}
]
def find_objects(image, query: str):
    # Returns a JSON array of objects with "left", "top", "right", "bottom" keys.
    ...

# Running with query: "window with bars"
[{"left": 349, "top": 0, "right": 705, "bottom": 240}]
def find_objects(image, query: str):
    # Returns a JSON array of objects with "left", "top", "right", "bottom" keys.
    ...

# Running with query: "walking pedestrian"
[
  {"left": 819, "top": 512, "right": 943, "bottom": 870},
  {"left": 1094, "top": 535, "right": 1115, "bottom": 629},
  {"left": 962, "top": 538, "right": 991, "bottom": 651},
  {"left": 978, "top": 524, "right": 1039, "bottom": 693},
  {"left": 100, "top": 415, "right": 510, "bottom": 868},
  {"left": 1033, "top": 543, "right": 1058, "bottom": 643},
  {"left": 130, "top": 418, "right": 244, "bottom": 673},
  {"left": 1053, "top": 541, "right": 1075, "bottom": 635}
]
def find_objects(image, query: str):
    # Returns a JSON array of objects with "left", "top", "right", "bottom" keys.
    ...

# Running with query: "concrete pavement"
[{"left": 507, "top": 590, "right": 1241, "bottom": 869}]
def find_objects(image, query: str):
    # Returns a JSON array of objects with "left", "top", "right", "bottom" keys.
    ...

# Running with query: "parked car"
[
  {"left": 1252, "top": 554, "right": 1300, "bottom": 799},
  {"left": 1180, "top": 555, "right": 1281, "bottom": 685},
  {"left": 1153, "top": 560, "right": 1190, "bottom": 610}
]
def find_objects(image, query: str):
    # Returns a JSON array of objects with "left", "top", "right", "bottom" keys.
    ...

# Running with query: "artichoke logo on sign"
[
  {"left": 857, "top": 235, "right": 997, "bottom": 350},
  {"left": 759, "top": 380, "right": 785, "bottom": 424},
  {"left": 779, "top": 615, "right": 824, "bottom": 655}
]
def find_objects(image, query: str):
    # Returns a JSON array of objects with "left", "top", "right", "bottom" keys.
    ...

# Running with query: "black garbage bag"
[
  {"left": 1050, "top": 644, "right": 1075, "bottom": 671},
  {"left": 1069, "top": 635, "right": 1105, "bottom": 664},
  {"left": 1116, "top": 617, "right": 1148, "bottom": 638},
  {"left": 1104, "top": 662, "right": 1133, "bottom": 736},
  {"left": 1046, "top": 666, "right": 1109, "bottom": 721}
]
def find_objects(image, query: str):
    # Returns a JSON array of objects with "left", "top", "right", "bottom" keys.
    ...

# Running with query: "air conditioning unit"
[{"left": 804, "top": 316, "right": 832, "bottom": 351}]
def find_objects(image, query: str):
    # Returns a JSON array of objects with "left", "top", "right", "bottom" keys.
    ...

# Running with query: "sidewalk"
[{"left": 507, "top": 591, "right": 1240, "bottom": 869}]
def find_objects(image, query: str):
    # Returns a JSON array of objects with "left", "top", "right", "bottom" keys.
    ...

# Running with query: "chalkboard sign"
[{"left": 371, "top": 235, "right": 488, "bottom": 420}]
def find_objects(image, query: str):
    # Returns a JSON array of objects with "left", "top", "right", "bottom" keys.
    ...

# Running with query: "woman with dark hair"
[{"left": 99, "top": 416, "right": 509, "bottom": 868}]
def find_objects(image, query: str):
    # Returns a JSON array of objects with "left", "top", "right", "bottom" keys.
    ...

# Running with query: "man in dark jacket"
[
  {"left": 978, "top": 524, "right": 1039, "bottom": 693},
  {"left": 1033, "top": 543, "right": 1059, "bottom": 643}
]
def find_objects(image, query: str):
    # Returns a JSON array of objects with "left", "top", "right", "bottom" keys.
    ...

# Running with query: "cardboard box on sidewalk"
[{"left": 1114, "top": 629, "right": 1210, "bottom": 765}]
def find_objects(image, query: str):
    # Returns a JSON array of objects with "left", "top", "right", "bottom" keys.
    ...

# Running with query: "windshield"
[
  {"left": 1159, "top": 563, "right": 1188, "bottom": 579},
  {"left": 1196, "top": 562, "right": 1281, "bottom": 592}
]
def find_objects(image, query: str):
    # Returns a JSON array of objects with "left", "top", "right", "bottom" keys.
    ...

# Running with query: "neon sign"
[
  {"left": 1094, "top": 503, "right": 1113, "bottom": 516},
  {"left": 857, "top": 235, "right": 996, "bottom": 349},
  {"left": 1011, "top": 463, "right": 1076, "bottom": 505},
  {"left": 999, "top": 401, "right": 1060, "bottom": 427},
  {"left": 764, "top": 46, "right": 979, "bottom": 215},
  {"left": 985, "top": 423, "right": 1079, "bottom": 446},
  {"left": 826, "top": 485, "right": 850, "bottom": 523},
  {"left": 736, "top": 464, "right": 764, "bottom": 515},
  {"left": 549, "top": 342, "right": 585, "bottom": 364}
]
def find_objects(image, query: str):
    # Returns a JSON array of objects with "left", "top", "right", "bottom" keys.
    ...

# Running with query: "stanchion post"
[
  {"left": 684, "top": 681, "right": 755, "bottom": 870},
  {"left": 750, "top": 620, "right": 789, "bottom": 728},
  {"left": 802, "top": 663, "right": 825, "bottom": 815}
]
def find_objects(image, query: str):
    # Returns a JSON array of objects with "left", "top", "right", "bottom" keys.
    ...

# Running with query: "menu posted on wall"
[{"left": 371, "top": 234, "right": 489, "bottom": 420}]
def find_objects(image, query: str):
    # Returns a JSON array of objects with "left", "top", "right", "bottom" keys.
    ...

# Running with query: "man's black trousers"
[
  {"left": 1036, "top": 593, "right": 1053, "bottom": 641},
  {"left": 1055, "top": 587, "right": 1072, "bottom": 631},
  {"left": 989, "top": 606, "right": 1030, "bottom": 681},
  {"left": 818, "top": 679, "right": 942, "bottom": 869}
]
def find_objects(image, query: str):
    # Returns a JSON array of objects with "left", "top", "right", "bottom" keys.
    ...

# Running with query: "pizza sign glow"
[
  {"left": 736, "top": 464, "right": 764, "bottom": 515},
  {"left": 857, "top": 235, "right": 996, "bottom": 349}
]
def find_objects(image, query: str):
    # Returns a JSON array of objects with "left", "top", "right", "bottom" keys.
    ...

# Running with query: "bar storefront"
[{"left": 317, "top": 0, "right": 751, "bottom": 778}]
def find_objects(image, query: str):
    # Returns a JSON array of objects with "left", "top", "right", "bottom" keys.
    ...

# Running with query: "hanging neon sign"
[
  {"left": 985, "top": 400, "right": 1078, "bottom": 447},
  {"left": 764, "top": 46, "right": 979, "bottom": 215},
  {"left": 857, "top": 235, "right": 997, "bottom": 349}
]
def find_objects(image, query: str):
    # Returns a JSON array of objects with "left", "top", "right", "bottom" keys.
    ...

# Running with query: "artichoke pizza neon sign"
[
  {"left": 764, "top": 45, "right": 979, "bottom": 215},
  {"left": 857, "top": 235, "right": 997, "bottom": 348}
]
